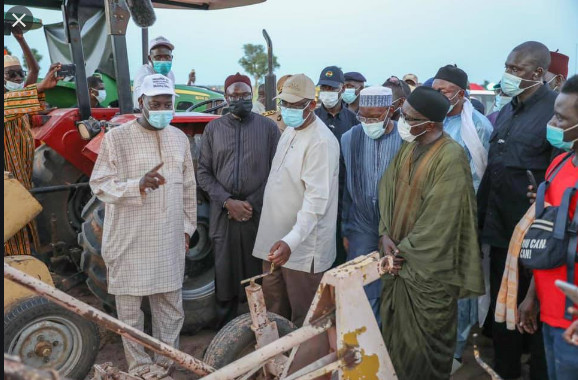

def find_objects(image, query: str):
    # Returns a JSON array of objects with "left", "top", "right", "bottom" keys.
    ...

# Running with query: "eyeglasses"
[
  {"left": 279, "top": 100, "right": 311, "bottom": 110},
  {"left": 400, "top": 114, "right": 429, "bottom": 123},
  {"left": 356, "top": 113, "right": 388, "bottom": 124},
  {"left": 227, "top": 94, "right": 252, "bottom": 102},
  {"left": 4, "top": 69, "right": 27, "bottom": 79}
]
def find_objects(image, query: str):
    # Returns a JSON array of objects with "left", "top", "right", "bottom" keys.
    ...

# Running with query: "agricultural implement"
[{"left": 5, "top": 252, "right": 399, "bottom": 379}]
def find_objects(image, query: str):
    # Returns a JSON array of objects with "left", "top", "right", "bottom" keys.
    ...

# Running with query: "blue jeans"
[
  {"left": 455, "top": 297, "right": 478, "bottom": 359},
  {"left": 542, "top": 323, "right": 578, "bottom": 380}
]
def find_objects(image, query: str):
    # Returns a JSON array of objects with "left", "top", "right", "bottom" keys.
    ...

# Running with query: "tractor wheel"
[
  {"left": 32, "top": 145, "right": 92, "bottom": 256},
  {"left": 78, "top": 194, "right": 216, "bottom": 332},
  {"left": 4, "top": 296, "right": 99, "bottom": 379},
  {"left": 204, "top": 312, "right": 296, "bottom": 369}
]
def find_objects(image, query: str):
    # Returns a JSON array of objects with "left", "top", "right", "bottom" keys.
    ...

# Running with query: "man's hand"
[
  {"left": 379, "top": 254, "right": 405, "bottom": 276},
  {"left": 563, "top": 318, "right": 578, "bottom": 346},
  {"left": 380, "top": 234, "right": 399, "bottom": 256},
  {"left": 225, "top": 199, "right": 252, "bottom": 222},
  {"left": 184, "top": 233, "right": 190, "bottom": 253},
  {"left": 343, "top": 237, "right": 349, "bottom": 253},
  {"left": 268, "top": 241, "right": 291, "bottom": 266},
  {"left": 139, "top": 163, "right": 166, "bottom": 195},
  {"left": 12, "top": 25, "right": 24, "bottom": 41},
  {"left": 37, "top": 63, "right": 63, "bottom": 93},
  {"left": 517, "top": 295, "right": 538, "bottom": 334},
  {"left": 527, "top": 185, "right": 537, "bottom": 204}
]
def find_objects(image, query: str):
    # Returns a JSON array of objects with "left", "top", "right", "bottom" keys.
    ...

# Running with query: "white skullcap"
[{"left": 359, "top": 86, "right": 393, "bottom": 107}]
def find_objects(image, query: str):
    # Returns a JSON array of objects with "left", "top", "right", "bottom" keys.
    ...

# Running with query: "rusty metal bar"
[
  {"left": 4, "top": 354, "right": 71, "bottom": 380},
  {"left": 202, "top": 315, "right": 333, "bottom": 380},
  {"left": 284, "top": 352, "right": 337, "bottom": 380},
  {"left": 3, "top": 264, "right": 215, "bottom": 377},
  {"left": 473, "top": 334, "right": 502, "bottom": 380}
]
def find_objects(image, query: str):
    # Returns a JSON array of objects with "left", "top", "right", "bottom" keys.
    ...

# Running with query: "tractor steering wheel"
[{"left": 186, "top": 99, "right": 227, "bottom": 114}]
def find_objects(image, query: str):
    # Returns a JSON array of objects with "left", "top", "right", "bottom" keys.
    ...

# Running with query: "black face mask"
[{"left": 229, "top": 99, "right": 253, "bottom": 118}]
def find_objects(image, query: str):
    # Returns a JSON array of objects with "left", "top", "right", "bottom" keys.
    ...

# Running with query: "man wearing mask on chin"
[
  {"left": 90, "top": 74, "right": 196, "bottom": 376},
  {"left": 378, "top": 86, "right": 484, "bottom": 380},
  {"left": 253, "top": 73, "right": 339, "bottom": 372},
  {"left": 132, "top": 36, "right": 176, "bottom": 108},
  {"left": 487, "top": 83, "right": 512, "bottom": 127},
  {"left": 477, "top": 41, "right": 556, "bottom": 380},
  {"left": 198, "top": 73, "right": 280, "bottom": 328},
  {"left": 343, "top": 71, "right": 366, "bottom": 114},
  {"left": 544, "top": 50, "right": 569, "bottom": 93},
  {"left": 315, "top": 66, "right": 357, "bottom": 267},
  {"left": 433, "top": 64, "right": 493, "bottom": 374},
  {"left": 341, "top": 86, "right": 402, "bottom": 323}
]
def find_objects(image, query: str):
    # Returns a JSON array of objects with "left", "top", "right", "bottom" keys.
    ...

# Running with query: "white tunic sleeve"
[
  {"left": 89, "top": 133, "right": 144, "bottom": 206},
  {"left": 183, "top": 138, "right": 197, "bottom": 236}
]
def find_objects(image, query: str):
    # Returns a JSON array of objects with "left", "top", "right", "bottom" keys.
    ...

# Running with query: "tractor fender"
[{"left": 4, "top": 256, "right": 54, "bottom": 311}]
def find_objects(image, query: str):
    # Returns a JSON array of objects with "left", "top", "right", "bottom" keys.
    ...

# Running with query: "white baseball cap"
[
  {"left": 140, "top": 74, "right": 176, "bottom": 97},
  {"left": 149, "top": 36, "right": 174, "bottom": 52}
]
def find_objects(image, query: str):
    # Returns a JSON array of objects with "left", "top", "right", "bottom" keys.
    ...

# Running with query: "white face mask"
[
  {"left": 501, "top": 72, "right": 542, "bottom": 97},
  {"left": 446, "top": 91, "right": 461, "bottom": 114},
  {"left": 5, "top": 80, "right": 24, "bottom": 91},
  {"left": 397, "top": 116, "right": 429, "bottom": 142},
  {"left": 95, "top": 90, "right": 107, "bottom": 103},
  {"left": 319, "top": 91, "right": 341, "bottom": 108}
]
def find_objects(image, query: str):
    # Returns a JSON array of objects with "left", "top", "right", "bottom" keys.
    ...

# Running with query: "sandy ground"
[{"left": 70, "top": 284, "right": 523, "bottom": 380}]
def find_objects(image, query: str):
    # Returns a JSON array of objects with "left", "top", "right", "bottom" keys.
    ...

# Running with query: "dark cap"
[
  {"left": 407, "top": 86, "right": 450, "bottom": 122},
  {"left": 224, "top": 72, "right": 252, "bottom": 91},
  {"left": 344, "top": 72, "right": 366, "bottom": 82},
  {"left": 434, "top": 64, "right": 468, "bottom": 90},
  {"left": 318, "top": 66, "right": 345, "bottom": 88}
]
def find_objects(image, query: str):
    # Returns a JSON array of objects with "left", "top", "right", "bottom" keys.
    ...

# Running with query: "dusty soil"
[{"left": 70, "top": 283, "right": 522, "bottom": 380}]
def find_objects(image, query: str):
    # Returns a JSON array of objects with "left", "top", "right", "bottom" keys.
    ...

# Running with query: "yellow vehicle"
[{"left": 4, "top": 173, "right": 100, "bottom": 379}]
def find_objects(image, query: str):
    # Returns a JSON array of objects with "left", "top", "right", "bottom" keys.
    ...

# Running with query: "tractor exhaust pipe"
[{"left": 262, "top": 29, "right": 276, "bottom": 112}]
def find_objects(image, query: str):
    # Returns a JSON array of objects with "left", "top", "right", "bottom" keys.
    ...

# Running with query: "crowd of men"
[{"left": 4, "top": 30, "right": 578, "bottom": 380}]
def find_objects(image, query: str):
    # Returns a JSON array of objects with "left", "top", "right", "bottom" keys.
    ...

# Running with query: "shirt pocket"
[
  {"left": 164, "top": 151, "right": 185, "bottom": 184},
  {"left": 504, "top": 128, "right": 549, "bottom": 170}
]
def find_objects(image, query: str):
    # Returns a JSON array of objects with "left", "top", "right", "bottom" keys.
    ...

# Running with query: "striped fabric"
[{"left": 4, "top": 85, "right": 44, "bottom": 256}]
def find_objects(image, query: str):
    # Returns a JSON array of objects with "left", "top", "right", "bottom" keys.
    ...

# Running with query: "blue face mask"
[
  {"left": 342, "top": 88, "right": 358, "bottom": 104},
  {"left": 280, "top": 102, "right": 311, "bottom": 128},
  {"left": 144, "top": 104, "right": 174, "bottom": 130},
  {"left": 546, "top": 123, "right": 578, "bottom": 151},
  {"left": 152, "top": 61, "right": 172, "bottom": 75}
]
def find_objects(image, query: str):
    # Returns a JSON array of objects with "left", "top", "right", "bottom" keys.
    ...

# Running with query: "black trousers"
[{"left": 489, "top": 246, "right": 548, "bottom": 379}]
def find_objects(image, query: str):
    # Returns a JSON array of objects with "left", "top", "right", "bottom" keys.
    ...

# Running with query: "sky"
[{"left": 4, "top": 0, "right": 578, "bottom": 87}]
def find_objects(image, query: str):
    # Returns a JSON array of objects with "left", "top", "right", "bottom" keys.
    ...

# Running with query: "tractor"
[{"left": 4, "top": 0, "right": 270, "bottom": 377}]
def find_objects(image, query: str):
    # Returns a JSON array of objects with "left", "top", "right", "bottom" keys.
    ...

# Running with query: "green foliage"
[
  {"left": 238, "top": 44, "right": 279, "bottom": 88},
  {"left": 22, "top": 48, "right": 42, "bottom": 69}
]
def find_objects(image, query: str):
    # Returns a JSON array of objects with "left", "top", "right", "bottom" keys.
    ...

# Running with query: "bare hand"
[
  {"left": 527, "top": 185, "right": 537, "bottom": 204},
  {"left": 225, "top": 199, "right": 252, "bottom": 222},
  {"left": 379, "top": 254, "right": 404, "bottom": 276},
  {"left": 139, "top": 163, "right": 166, "bottom": 194},
  {"left": 184, "top": 233, "right": 190, "bottom": 253},
  {"left": 267, "top": 241, "right": 291, "bottom": 267},
  {"left": 380, "top": 235, "right": 399, "bottom": 256},
  {"left": 563, "top": 319, "right": 578, "bottom": 346},
  {"left": 516, "top": 295, "right": 538, "bottom": 334},
  {"left": 37, "top": 63, "right": 64, "bottom": 93},
  {"left": 343, "top": 237, "right": 349, "bottom": 253},
  {"left": 12, "top": 25, "right": 24, "bottom": 41}
]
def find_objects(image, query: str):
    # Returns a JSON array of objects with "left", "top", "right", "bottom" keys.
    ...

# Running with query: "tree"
[
  {"left": 238, "top": 44, "right": 279, "bottom": 91},
  {"left": 22, "top": 48, "right": 43, "bottom": 69}
]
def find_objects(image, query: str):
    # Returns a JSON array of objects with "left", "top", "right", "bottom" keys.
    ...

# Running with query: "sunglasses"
[{"left": 4, "top": 69, "right": 27, "bottom": 80}]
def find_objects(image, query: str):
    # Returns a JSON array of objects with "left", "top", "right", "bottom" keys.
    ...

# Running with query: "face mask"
[
  {"left": 152, "top": 61, "right": 172, "bottom": 75},
  {"left": 5, "top": 80, "right": 24, "bottom": 91},
  {"left": 342, "top": 88, "right": 358, "bottom": 104},
  {"left": 501, "top": 72, "right": 541, "bottom": 97},
  {"left": 362, "top": 121, "right": 386, "bottom": 140},
  {"left": 281, "top": 102, "right": 311, "bottom": 128},
  {"left": 95, "top": 90, "right": 107, "bottom": 103},
  {"left": 143, "top": 104, "right": 174, "bottom": 130},
  {"left": 228, "top": 99, "right": 253, "bottom": 119},
  {"left": 397, "top": 116, "right": 429, "bottom": 142},
  {"left": 546, "top": 123, "right": 578, "bottom": 151},
  {"left": 492, "top": 94, "right": 512, "bottom": 113},
  {"left": 446, "top": 91, "right": 461, "bottom": 114},
  {"left": 319, "top": 91, "right": 341, "bottom": 108}
]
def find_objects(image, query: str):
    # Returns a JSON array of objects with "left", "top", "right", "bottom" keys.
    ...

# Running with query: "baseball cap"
[
  {"left": 275, "top": 74, "right": 316, "bottom": 103},
  {"left": 149, "top": 36, "right": 174, "bottom": 52},
  {"left": 317, "top": 66, "right": 345, "bottom": 88},
  {"left": 403, "top": 73, "right": 418, "bottom": 85},
  {"left": 4, "top": 55, "right": 21, "bottom": 68},
  {"left": 140, "top": 74, "right": 176, "bottom": 97}
]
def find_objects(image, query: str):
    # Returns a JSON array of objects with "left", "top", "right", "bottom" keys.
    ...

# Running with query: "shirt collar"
[{"left": 511, "top": 84, "right": 550, "bottom": 111}]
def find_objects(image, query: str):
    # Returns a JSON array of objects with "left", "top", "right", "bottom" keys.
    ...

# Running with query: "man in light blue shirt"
[{"left": 433, "top": 65, "right": 493, "bottom": 373}]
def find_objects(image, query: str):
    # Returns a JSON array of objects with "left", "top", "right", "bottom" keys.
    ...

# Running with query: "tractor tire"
[
  {"left": 4, "top": 296, "right": 99, "bottom": 379},
  {"left": 204, "top": 313, "right": 296, "bottom": 369},
  {"left": 32, "top": 145, "right": 92, "bottom": 258},
  {"left": 78, "top": 194, "right": 216, "bottom": 332}
]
